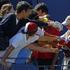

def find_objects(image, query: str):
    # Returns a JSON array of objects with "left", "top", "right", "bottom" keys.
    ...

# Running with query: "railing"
[
  {"left": 0, "top": 48, "right": 70, "bottom": 70},
  {"left": 0, "top": 57, "right": 70, "bottom": 70}
]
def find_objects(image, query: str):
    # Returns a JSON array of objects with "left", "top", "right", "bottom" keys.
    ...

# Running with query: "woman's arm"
[
  {"left": 38, "top": 33, "right": 58, "bottom": 42},
  {"left": 27, "top": 43, "right": 58, "bottom": 53},
  {"left": 1, "top": 45, "right": 14, "bottom": 66}
]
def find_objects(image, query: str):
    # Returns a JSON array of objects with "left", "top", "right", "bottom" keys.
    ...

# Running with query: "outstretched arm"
[
  {"left": 1, "top": 45, "right": 14, "bottom": 66},
  {"left": 27, "top": 43, "right": 58, "bottom": 53}
]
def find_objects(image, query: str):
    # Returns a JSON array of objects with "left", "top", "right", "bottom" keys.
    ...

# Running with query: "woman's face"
[
  {"left": 36, "top": 10, "right": 44, "bottom": 17},
  {"left": 66, "top": 17, "right": 70, "bottom": 29}
]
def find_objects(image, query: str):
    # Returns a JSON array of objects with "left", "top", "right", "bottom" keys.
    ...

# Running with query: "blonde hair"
[{"left": 0, "top": 4, "right": 13, "bottom": 16}]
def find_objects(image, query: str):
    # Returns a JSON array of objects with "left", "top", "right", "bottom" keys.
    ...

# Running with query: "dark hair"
[
  {"left": 28, "top": 10, "right": 38, "bottom": 20},
  {"left": 16, "top": 1, "right": 32, "bottom": 13},
  {"left": 34, "top": 3, "right": 48, "bottom": 14}
]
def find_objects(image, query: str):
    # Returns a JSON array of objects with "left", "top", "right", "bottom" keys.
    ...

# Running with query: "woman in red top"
[{"left": 31, "top": 3, "right": 62, "bottom": 70}]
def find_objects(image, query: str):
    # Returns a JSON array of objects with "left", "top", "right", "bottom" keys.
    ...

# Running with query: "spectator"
[
  {"left": 61, "top": 15, "right": 70, "bottom": 44},
  {"left": 0, "top": 3, "right": 14, "bottom": 17},
  {"left": 0, "top": 1, "right": 32, "bottom": 50},
  {"left": 0, "top": 0, "right": 10, "bottom": 9},
  {"left": 0, "top": 3, "right": 14, "bottom": 22},
  {"left": 1, "top": 22, "right": 58, "bottom": 68},
  {"left": 61, "top": 16, "right": 70, "bottom": 70},
  {"left": 32, "top": 3, "right": 61, "bottom": 70}
]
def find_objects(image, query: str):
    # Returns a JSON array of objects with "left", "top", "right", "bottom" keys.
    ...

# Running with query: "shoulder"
[
  {"left": 3, "top": 13, "right": 15, "bottom": 20},
  {"left": 11, "top": 33, "right": 25, "bottom": 40},
  {"left": 9, "top": 33, "right": 26, "bottom": 48},
  {"left": 3, "top": 13, "right": 16, "bottom": 20},
  {"left": 9, "top": 33, "right": 26, "bottom": 45},
  {"left": 0, "top": 13, "right": 16, "bottom": 25}
]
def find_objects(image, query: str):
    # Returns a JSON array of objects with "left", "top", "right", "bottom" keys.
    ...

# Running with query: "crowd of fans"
[{"left": 0, "top": 0, "right": 70, "bottom": 70}]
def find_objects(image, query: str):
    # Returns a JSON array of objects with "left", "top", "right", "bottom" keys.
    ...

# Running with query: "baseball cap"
[{"left": 24, "top": 22, "right": 38, "bottom": 34}]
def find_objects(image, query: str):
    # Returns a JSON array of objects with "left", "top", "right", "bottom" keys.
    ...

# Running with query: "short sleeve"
[{"left": 9, "top": 33, "right": 25, "bottom": 48}]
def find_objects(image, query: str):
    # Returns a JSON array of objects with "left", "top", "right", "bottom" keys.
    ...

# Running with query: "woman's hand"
[
  {"left": 1, "top": 59, "right": 11, "bottom": 69},
  {"left": 1, "top": 59, "right": 7, "bottom": 66}
]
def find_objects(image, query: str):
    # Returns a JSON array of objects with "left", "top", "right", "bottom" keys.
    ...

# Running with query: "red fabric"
[
  {"left": 26, "top": 22, "right": 38, "bottom": 33},
  {"left": 56, "top": 39, "right": 65, "bottom": 49},
  {"left": 66, "top": 41, "right": 70, "bottom": 48},
  {"left": 45, "top": 26, "right": 61, "bottom": 36},
  {"left": 32, "top": 26, "right": 61, "bottom": 60},
  {"left": 58, "top": 39, "right": 65, "bottom": 45},
  {"left": 32, "top": 42, "right": 55, "bottom": 59}
]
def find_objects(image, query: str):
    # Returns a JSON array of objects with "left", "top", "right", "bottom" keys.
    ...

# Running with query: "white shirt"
[
  {"left": 6, "top": 26, "right": 44, "bottom": 63},
  {"left": 6, "top": 33, "right": 39, "bottom": 63}
]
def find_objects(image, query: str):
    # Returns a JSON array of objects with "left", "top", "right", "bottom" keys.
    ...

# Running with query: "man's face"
[
  {"left": 22, "top": 9, "right": 32, "bottom": 19},
  {"left": 17, "top": 9, "right": 32, "bottom": 20}
]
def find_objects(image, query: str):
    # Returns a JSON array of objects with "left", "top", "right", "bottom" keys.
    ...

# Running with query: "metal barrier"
[
  {"left": 0, "top": 48, "right": 70, "bottom": 70},
  {"left": 0, "top": 62, "right": 70, "bottom": 70},
  {"left": 0, "top": 57, "right": 70, "bottom": 70}
]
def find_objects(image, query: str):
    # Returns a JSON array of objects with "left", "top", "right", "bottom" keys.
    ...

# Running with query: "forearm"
[
  {"left": 2, "top": 45, "right": 14, "bottom": 62},
  {"left": 27, "top": 43, "right": 58, "bottom": 53},
  {"left": 38, "top": 35, "right": 58, "bottom": 42}
]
